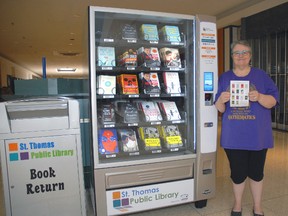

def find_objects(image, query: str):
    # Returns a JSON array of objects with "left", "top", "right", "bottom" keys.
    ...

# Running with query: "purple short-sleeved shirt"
[{"left": 215, "top": 67, "right": 279, "bottom": 150}]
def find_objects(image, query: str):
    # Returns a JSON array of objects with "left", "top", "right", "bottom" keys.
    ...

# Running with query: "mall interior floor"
[{"left": 1, "top": 129, "right": 288, "bottom": 216}]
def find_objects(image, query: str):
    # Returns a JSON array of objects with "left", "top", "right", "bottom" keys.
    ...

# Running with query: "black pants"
[{"left": 224, "top": 149, "right": 268, "bottom": 184}]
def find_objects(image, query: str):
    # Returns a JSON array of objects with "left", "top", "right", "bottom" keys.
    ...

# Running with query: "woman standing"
[{"left": 215, "top": 40, "right": 279, "bottom": 216}]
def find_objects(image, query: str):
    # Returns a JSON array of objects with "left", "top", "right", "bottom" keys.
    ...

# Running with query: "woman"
[{"left": 215, "top": 40, "right": 279, "bottom": 216}]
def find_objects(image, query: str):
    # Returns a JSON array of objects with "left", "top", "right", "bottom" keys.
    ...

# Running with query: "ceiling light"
[{"left": 57, "top": 68, "right": 77, "bottom": 73}]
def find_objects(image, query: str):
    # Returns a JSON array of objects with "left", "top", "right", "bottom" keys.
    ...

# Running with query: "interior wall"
[{"left": 0, "top": 56, "right": 40, "bottom": 88}]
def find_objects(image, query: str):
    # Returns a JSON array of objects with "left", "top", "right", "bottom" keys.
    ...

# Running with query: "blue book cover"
[
  {"left": 160, "top": 25, "right": 181, "bottom": 42},
  {"left": 98, "top": 129, "right": 119, "bottom": 154},
  {"left": 140, "top": 24, "right": 159, "bottom": 41},
  {"left": 97, "top": 46, "right": 116, "bottom": 66}
]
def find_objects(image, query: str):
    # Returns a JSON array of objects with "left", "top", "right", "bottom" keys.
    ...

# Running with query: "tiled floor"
[{"left": 1, "top": 129, "right": 288, "bottom": 216}]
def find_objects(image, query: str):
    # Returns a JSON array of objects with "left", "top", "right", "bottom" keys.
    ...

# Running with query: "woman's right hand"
[
  {"left": 219, "top": 91, "right": 230, "bottom": 104},
  {"left": 215, "top": 91, "right": 230, "bottom": 113}
]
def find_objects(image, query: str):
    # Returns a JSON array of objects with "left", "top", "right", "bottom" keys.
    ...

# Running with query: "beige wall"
[{"left": 0, "top": 56, "right": 40, "bottom": 87}]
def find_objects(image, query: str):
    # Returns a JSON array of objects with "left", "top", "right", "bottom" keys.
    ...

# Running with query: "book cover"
[
  {"left": 139, "top": 72, "right": 161, "bottom": 94},
  {"left": 139, "top": 101, "right": 162, "bottom": 122},
  {"left": 118, "top": 129, "right": 139, "bottom": 152},
  {"left": 117, "top": 49, "right": 137, "bottom": 67},
  {"left": 159, "top": 25, "right": 181, "bottom": 42},
  {"left": 158, "top": 101, "right": 181, "bottom": 121},
  {"left": 159, "top": 125, "right": 183, "bottom": 148},
  {"left": 97, "top": 75, "right": 116, "bottom": 95},
  {"left": 139, "top": 126, "right": 161, "bottom": 150},
  {"left": 97, "top": 46, "right": 116, "bottom": 67},
  {"left": 163, "top": 72, "right": 181, "bottom": 94},
  {"left": 140, "top": 24, "right": 159, "bottom": 41},
  {"left": 121, "top": 24, "right": 138, "bottom": 40},
  {"left": 137, "top": 47, "right": 161, "bottom": 67},
  {"left": 99, "top": 103, "right": 115, "bottom": 125},
  {"left": 159, "top": 47, "right": 181, "bottom": 68},
  {"left": 230, "top": 80, "right": 249, "bottom": 107},
  {"left": 116, "top": 101, "right": 139, "bottom": 123},
  {"left": 98, "top": 129, "right": 119, "bottom": 154},
  {"left": 117, "top": 74, "right": 139, "bottom": 94}
]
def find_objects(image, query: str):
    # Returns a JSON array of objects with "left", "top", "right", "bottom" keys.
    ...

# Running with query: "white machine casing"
[{"left": 0, "top": 98, "right": 86, "bottom": 216}]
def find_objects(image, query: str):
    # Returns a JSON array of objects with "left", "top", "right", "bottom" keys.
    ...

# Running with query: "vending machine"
[{"left": 88, "top": 6, "right": 218, "bottom": 215}]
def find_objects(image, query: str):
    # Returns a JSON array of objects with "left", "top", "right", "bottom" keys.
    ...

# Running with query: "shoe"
[
  {"left": 231, "top": 210, "right": 242, "bottom": 216},
  {"left": 253, "top": 210, "right": 264, "bottom": 216}
]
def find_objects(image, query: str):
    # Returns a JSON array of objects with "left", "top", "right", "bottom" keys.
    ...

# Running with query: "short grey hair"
[{"left": 231, "top": 40, "right": 252, "bottom": 54}]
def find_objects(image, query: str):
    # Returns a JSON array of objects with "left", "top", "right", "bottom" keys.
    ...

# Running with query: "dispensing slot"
[{"left": 205, "top": 93, "right": 213, "bottom": 106}]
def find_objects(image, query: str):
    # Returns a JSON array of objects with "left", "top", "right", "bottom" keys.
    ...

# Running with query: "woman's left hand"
[{"left": 249, "top": 90, "right": 260, "bottom": 102}]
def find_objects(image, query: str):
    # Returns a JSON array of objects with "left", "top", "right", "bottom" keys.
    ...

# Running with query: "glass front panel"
[
  {"left": 269, "top": 34, "right": 277, "bottom": 75},
  {"left": 278, "top": 32, "right": 286, "bottom": 73},
  {"left": 277, "top": 74, "right": 285, "bottom": 125},
  {"left": 90, "top": 9, "right": 196, "bottom": 166},
  {"left": 260, "top": 37, "right": 267, "bottom": 71}
]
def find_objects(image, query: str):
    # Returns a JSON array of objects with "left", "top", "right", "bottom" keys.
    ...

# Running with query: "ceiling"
[{"left": 0, "top": 0, "right": 286, "bottom": 78}]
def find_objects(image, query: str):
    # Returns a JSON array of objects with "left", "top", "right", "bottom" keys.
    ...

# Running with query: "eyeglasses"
[{"left": 232, "top": 50, "right": 251, "bottom": 57}]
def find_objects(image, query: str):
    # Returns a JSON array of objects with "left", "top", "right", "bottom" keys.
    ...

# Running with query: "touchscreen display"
[{"left": 204, "top": 72, "right": 213, "bottom": 91}]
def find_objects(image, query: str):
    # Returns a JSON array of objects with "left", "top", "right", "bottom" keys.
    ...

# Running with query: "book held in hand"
[
  {"left": 230, "top": 80, "right": 249, "bottom": 107},
  {"left": 97, "top": 46, "right": 116, "bottom": 67},
  {"left": 98, "top": 129, "right": 119, "bottom": 155}
]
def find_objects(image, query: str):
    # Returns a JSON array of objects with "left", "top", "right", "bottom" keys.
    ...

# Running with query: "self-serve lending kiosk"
[
  {"left": 0, "top": 98, "right": 86, "bottom": 216},
  {"left": 89, "top": 7, "right": 218, "bottom": 215}
]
